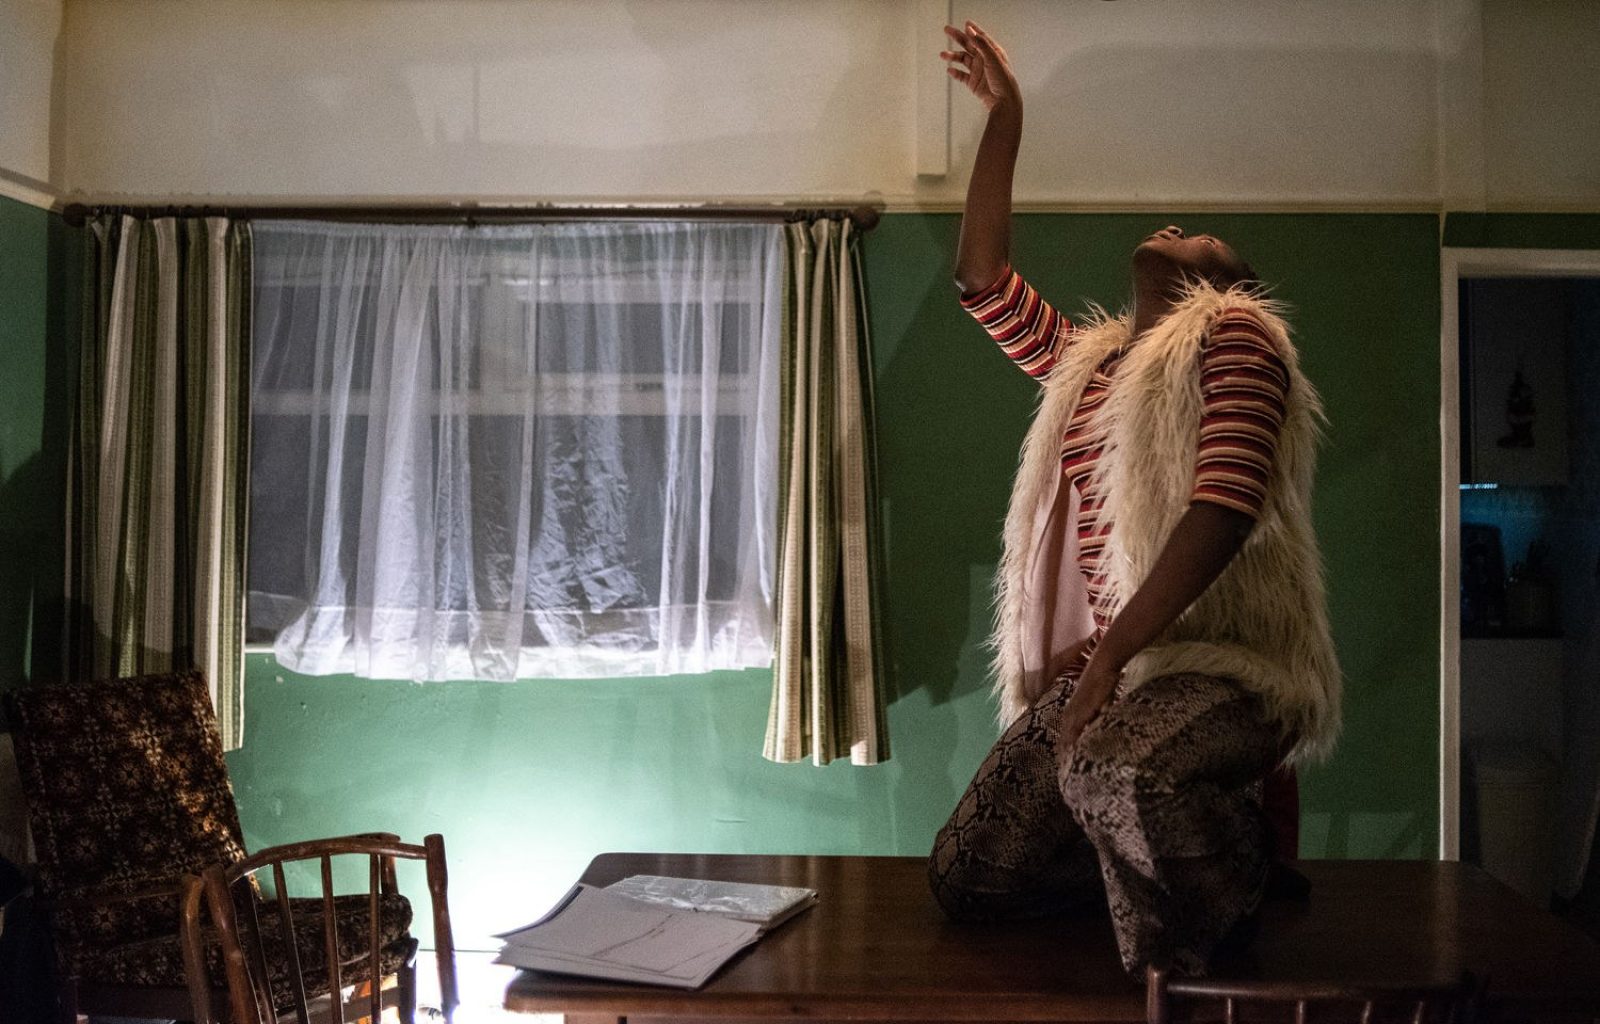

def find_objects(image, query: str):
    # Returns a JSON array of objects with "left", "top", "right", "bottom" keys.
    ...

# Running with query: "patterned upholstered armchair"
[{"left": 5, "top": 670, "right": 431, "bottom": 1023}]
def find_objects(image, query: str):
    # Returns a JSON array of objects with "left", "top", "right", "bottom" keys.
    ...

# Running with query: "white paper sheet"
[{"left": 495, "top": 885, "right": 762, "bottom": 988}]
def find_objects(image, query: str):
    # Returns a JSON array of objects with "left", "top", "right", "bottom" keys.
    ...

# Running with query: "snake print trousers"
[{"left": 928, "top": 671, "right": 1281, "bottom": 975}]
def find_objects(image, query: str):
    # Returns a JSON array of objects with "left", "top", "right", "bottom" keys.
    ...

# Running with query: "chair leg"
[
  {"left": 396, "top": 943, "right": 417, "bottom": 1024},
  {"left": 54, "top": 977, "right": 79, "bottom": 1024}
]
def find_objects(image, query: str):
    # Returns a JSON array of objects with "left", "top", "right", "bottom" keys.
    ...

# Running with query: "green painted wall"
[
  {"left": 226, "top": 212, "right": 1444, "bottom": 948},
  {"left": 1444, "top": 213, "right": 1600, "bottom": 250},
  {"left": 0, "top": 194, "right": 77, "bottom": 715}
]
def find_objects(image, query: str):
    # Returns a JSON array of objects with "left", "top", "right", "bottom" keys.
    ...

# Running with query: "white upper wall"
[
  {"left": 967, "top": 0, "right": 1441, "bottom": 206},
  {"left": 0, "top": 0, "right": 64, "bottom": 190},
  {"left": 1480, "top": 0, "right": 1600, "bottom": 206},
  {"left": 59, "top": 0, "right": 912, "bottom": 202},
  {"left": 52, "top": 0, "right": 1600, "bottom": 208}
]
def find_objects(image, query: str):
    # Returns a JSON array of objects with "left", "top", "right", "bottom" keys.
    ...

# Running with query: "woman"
[{"left": 927, "top": 21, "right": 1341, "bottom": 975}]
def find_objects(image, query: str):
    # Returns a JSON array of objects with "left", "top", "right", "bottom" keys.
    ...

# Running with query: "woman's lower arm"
[
  {"left": 1094, "top": 502, "right": 1255, "bottom": 670},
  {"left": 955, "top": 101, "right": 1022, "bottom": 295}
]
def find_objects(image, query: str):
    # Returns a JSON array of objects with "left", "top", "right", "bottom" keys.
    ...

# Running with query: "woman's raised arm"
[{"left": 943, "top": 21, "right": 1023, "bottom": 296}]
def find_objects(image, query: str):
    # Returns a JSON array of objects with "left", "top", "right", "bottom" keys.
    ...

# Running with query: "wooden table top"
[{"left": 501, "top": 853, "right": 1600, "bottom": 1021}]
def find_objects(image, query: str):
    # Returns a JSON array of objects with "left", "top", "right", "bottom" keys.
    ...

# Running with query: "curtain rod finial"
[{"left": 850, "top": 206, "right": 882, "bottom": 231}]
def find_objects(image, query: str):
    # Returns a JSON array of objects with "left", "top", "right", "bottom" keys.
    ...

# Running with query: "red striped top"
[{"left": 962, "top": 266, "right": 1289, "bottom": 630}]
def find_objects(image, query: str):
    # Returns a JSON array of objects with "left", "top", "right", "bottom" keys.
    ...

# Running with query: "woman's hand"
[
  {"left": 941, "top": 21, "right": 1021, "bottom": 114},
  {"left": 1054, "top": 650, "right": 1121, "bottom": 770}
]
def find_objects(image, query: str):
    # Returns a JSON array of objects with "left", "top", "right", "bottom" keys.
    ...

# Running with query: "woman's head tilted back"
[{"left": 1132, "top": 225, "right": 1257, "bottom": 295}]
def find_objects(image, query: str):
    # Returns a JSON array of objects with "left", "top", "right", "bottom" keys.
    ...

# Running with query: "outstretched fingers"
[
  {"left": 942, "top": 52, "right": 976, "bottom": 82},
  {"left": 940, "top": 24, "right": 983, "bottom": 83},
  {"left": 963, "top": 22, "right": 1005, "bottom": 63}
]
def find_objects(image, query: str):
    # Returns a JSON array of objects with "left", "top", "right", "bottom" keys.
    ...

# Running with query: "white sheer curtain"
[{"left": 248, "top": 220, "right": 783, "bottom": 681}]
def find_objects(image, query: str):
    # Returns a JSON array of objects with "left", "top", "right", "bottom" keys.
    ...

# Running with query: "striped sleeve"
[
  {"left": 1190, "top": 308, "right": 1290, "bottom": 519},
  {"left": 958, "top": 266, "right": 1074, "bottom": 379}
]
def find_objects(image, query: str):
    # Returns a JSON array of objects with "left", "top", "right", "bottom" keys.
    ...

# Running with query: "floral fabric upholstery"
[
  {"left": 79, "top": 892, "right": 414, "bottom": 1006},
  {"left": 7, "top": 671, "right": 249, "bottom": 970}
]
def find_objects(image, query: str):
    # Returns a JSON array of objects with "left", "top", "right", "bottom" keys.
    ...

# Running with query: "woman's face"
[{"left": 1132, "top": 225, "right": 1250, "bottom": 291}]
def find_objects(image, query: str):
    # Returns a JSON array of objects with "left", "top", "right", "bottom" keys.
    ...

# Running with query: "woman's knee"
[
  {"left": 1057, "top": 714, "right": 1141, "bottom": 817},
  {"left": 927, "top": 844, "right": 1000, "bottom": 922}
]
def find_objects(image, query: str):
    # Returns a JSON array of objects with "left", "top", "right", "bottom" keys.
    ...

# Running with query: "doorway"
[{"left": 1441, "top": 248, "right": 1600, "bottom": 928}]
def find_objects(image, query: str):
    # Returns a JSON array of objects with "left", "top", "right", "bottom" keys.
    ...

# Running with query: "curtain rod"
[{"left": 59, "top": 201, "right": 883, "bottom": 231}]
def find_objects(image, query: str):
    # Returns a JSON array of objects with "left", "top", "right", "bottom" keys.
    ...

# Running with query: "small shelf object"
[{"left": 1459, "top": 278, "right": 1570, "bottom": 486}]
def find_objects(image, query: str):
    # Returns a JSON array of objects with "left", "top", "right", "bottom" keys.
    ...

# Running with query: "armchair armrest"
[{"left": 46, "top": 878, "right": 184, "bottom": 912}]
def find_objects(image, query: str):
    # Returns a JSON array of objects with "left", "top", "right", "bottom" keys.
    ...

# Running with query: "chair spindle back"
[
  {"left": 1146, "top": 967, "right": 1480, "bottom": 1024},
  {"left": 184, "top": 833, "right": 457, "bottom": 1024}
]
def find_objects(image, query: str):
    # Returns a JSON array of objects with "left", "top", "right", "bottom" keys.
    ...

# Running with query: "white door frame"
[{"left": 1439, "top": 246, "right": 1600, "bottom": 860}]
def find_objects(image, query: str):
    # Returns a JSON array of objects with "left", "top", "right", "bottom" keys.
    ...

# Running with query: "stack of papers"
[{"left": 494, "top": 876, "right": 818, "bottom": 989}]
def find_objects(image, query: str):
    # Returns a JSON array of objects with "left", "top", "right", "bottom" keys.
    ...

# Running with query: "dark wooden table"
[{"left": 502, "top": 853, "right": 1600, "bottom": 1022}]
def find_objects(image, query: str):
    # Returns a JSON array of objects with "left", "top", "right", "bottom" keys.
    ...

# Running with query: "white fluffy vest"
[{"left": 991, "top": 283, "right": 1342, "bottom": 764}]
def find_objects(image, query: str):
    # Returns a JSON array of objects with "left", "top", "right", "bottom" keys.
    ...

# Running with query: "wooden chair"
[
  {"left": 1146, "top": 966, "right": 1482, "bottom": 1024},
  {"left": 3, "top": 670, "right": 432, "bottom": 1023},
  {"left": 182, "top": 833, "right": 458, "bottom": 1024}
]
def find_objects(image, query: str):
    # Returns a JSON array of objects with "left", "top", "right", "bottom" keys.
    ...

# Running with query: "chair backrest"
[
  {"left": 184, "top": 833, "right": 458, "bottom": 1024},
  {"left": 5, "top": 670, "right": 247, "bottom": 964},
  {"left": 1146, "top": 966, "right": 1480, "bottom": 1024}
]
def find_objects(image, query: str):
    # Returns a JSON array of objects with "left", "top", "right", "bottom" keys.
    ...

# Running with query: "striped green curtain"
[
  {"left": 65, "top": 214, "right": 252, "bottom": 749},
  {"left": 764, "top": 217, "right": 890, "bottom": 765}
]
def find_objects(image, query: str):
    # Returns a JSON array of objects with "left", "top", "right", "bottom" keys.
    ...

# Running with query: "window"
[{"left": 247, "top": 221, "right": 783, "bottom": 680}]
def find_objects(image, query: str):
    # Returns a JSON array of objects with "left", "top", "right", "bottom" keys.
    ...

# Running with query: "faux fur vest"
[{"left": 991, "top": 283, "right": 1342, "bottom": 764}]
